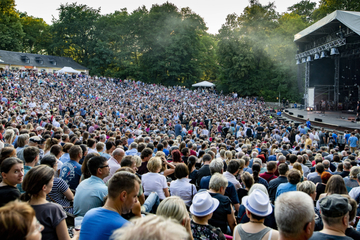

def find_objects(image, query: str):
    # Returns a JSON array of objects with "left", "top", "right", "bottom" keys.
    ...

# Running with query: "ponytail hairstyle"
[
  {"left": 252, "top": 163, "right": 261, "bottom": 183},
  {"left": 21, "top": 165, "right": 54, "bottom": 201},
  {"left": 44, "top": 137, "right": 59, "bottom": 153},
  {"left": 187, "top": 156, "right": 197, "bottom": 172}
]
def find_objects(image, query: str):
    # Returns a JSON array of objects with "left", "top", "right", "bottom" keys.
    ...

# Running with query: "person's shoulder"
[
  {"left": 310, "top": 232, "right": 352, "bottom": 240},
  {"left": 277, "top": 182, "right": 288, "bottom": 188}
]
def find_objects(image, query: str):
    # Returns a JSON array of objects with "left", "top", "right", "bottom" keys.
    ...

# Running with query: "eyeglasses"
[{"left": 99, "top": 165, "right": 109, "bottom": 168}]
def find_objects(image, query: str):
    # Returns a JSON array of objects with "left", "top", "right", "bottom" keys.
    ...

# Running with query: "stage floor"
[{"left": 283, "top": 108, "right": 359, "bottom": 129}]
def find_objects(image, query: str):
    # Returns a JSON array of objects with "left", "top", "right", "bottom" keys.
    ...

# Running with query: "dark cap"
[{"left": 319, "top": 194, "right": 352, "bottom": 218}]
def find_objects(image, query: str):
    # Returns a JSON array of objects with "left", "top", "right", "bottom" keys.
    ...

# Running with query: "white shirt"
[
  {"left": 349, "top": 186, "right": 360, "bottom": 200},
  {"left": 103, "top": 157, "right": 120, "bottom": 183},
  {"left": 142, "top": 172, "right": 168, "bottom": 200},
  {"left": 170, "top": 178, "right": 197, "bottom": 205},
  {"left": 223, "top": 171, "right": 241, "bottom": 190}
]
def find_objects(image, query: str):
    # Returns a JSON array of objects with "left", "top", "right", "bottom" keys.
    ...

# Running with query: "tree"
[
  {"left": 313, "top": 0, "right": 360, "bottom": 21},
  {"left": 50, "top": 3, "right": 101, "bottom": 66},
  {"left": 19, "top": 12, "right": 51, "bottom": 54},
  {"left": 287, "top": 0, "right": 317, "bottom": 22},
  {"left": 0, "top": 0, "right": 24, "bottom": 51},
  {"left": 138, "top": 2, "right": 207, "bottom": 87},
  {"left": 216, "top": 0, "right": 303, "bottom": 101}
]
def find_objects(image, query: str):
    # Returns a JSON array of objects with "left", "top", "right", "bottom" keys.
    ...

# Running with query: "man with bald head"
[{"left": 103, "top": 148, "right": 125, "bottom": 183}]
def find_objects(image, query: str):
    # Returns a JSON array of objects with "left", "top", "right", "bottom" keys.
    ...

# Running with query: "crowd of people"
[{"left": 0, "top": 69, "right": 360, "bottom": 240}]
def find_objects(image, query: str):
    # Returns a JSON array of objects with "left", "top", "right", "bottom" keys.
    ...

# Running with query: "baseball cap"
[
  {"left": 36, "top": 126, "right": 44, "bottom": 131},
  {"left": 319, "top": 194, "right": 352, "bottom": 218}
]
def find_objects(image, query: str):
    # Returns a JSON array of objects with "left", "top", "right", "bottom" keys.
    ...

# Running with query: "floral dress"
[{"left": 190, "top": 220, "right": 226, "bottom": 240}]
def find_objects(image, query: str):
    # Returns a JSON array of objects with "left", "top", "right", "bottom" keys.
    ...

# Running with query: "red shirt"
[
  {"left": 259, "top": 172, "right": 277, "bottom": 183},
  {"left": 190, "top": 149, "right": 197, "bottom": 156}
]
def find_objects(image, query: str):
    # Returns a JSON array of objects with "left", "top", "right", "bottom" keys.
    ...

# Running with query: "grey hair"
[
  {"left": 296, "top": 181, "right": 316, "bottom": 196},
  {"left": 278, "top": 155, "right": 286, "bottom": 162},
  {"left": 209, "top": 173, "right": 228, "bottom": 191},
  {"left": 253, "top": 158, "right": 263, "bottom": 166},
  {"left": 100, "top": 134, "right": 106, "bottom": 140},
  {"left": 275, "top": 191, "right": 315, "bottom": 238},
  {"left": 156, "top": 196, "right": 188, "bottom": 224},
  {"left": 130, "top": 142, "right": 138, "bottom": 149},
  {"left": 209, "top": 158, "right": 224, "bottom": 175},
  {"left": 322, "top": 160, "right": 330, "bottom": 169},
  {"left": 251, "top": 151, "right": 258, "bottom": 158},
  {"left": 350, "top": 166, "right": 360, "bottom": 178},
  {"left": 111, "top": 215, "right": 188, "bottom": 240}
]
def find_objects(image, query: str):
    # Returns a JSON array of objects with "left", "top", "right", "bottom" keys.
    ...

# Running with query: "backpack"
[{"left": 338, "top": 135, "right": 345, "bottom": 145}]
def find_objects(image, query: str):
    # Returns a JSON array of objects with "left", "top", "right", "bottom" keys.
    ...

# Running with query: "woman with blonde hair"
[
  {"left": 44, "top": 138, "right": 59, "bottom": 155},
  {"left": 142, "top": 157, "right": 170, "bottom": 200},
  {"left": 156, "top": 196, "right": 190, "bottom": 226},
  {"left": 225, "top": 151, "right": 232, "bottom": 166},
  {"left": 293, "top": 162, "right": 305, "bottom": 181},
  {"left": 3, "top": 129, "right": 15, "bottom": 147},
  {"left": 156, "top": 151, "right": 175, "bottom": 177},
  {"left": 26, "top": 123, "right": 34, "bottom": 131}
]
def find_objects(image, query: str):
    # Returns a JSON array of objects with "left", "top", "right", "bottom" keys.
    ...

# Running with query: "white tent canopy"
[
  {"left": 192, "top": 81, "right": 215, "bottom": 87},
  {"left": 294, "top": 10, "right": 360, "bottom": 42},
  {"left": 55, "top": 66, "right": 81, "bottom": 74}
]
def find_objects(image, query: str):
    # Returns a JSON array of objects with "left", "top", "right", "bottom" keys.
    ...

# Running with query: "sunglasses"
[{"left": 99, "top": 165, "right": 109, "bottom": 168}]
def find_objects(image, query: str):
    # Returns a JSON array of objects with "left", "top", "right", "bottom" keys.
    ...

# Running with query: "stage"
[{"left": 282, "top": 108, "right": 359, "bottom": 132}]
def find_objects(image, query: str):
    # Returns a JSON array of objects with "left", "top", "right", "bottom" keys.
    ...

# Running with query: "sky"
[{"left": 15, "top": 0, "right": 317, "bottom": 34}]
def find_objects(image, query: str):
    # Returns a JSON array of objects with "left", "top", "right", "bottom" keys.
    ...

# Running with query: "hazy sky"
[{"left": 15, "top": 0, "right": 318, "bottom": 34}]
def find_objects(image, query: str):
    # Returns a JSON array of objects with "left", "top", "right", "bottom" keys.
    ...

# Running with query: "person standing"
[{"left": 348, "top": 132, "right": 358, "bottom": 153}]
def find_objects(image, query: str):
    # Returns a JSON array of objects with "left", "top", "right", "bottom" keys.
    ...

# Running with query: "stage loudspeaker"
[
  {"left": 314, "top": 118, "right": 322, "bottom": 122},
  {"left": 289, "top": 112, "right": 293, "bottom": 115},
  {"left": 298, "top": 115, "right": 304, "bottom": 118}
]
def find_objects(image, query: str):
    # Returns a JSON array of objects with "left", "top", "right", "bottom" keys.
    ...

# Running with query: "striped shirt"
[{"left": 47, "top": 178, "right": 73, "bottom": 213}]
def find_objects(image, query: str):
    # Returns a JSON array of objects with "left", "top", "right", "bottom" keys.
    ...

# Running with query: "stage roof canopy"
[
  {"left": 192, "top": 81, "right": 215, "bottom": 87},
  {"left": 55, "top": 66, "right": 81, "bottom": 74},
  {"left": 294, "top": 10, "right": 360, "bottom": 43}
]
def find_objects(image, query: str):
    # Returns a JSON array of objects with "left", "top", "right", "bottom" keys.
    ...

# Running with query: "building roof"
[
  {"left": 0, "top": 50, "right": 88, "bottom": 70},
  {"left": 294, "top": 10, "right": 360, "bottom": 43}
]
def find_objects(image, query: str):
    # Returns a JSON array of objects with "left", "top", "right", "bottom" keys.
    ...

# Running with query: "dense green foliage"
[
  {"left": 2, "top": 0, "right": 360, "bottom": 100},
  {"left": 0, "top": 0, "right": 24, "bottom": 51}
]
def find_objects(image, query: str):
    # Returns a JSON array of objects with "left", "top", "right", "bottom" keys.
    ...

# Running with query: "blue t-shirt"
[
  {"left": 60, "top": 160, "right": 82, "bottom": 190},
  {"left": 163, "top": 149, "right": 169, "bottom": 157},
  {"left": 199, "top": 176, "right": 239, "bottom": 204},
  {"left": 332, "top": 133, "right": 338, "bottom": 144},
  {"left": 275, "top": 182, "right": 297, "bottom": 200},
  {"left": 349, "top": 136, "right": 358, "bottom": 147},
  {"left": 345, "top": 133, "right": 351, "bottom": 144},
  {"left": 80, "top": 207, "right": 128, "bottom": 240}
]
